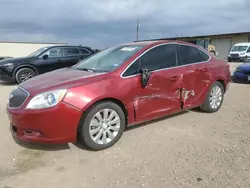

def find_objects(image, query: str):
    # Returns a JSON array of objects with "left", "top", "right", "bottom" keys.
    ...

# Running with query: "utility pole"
[{"left": 136, "top": 18, "right": 140, "bottom": 41}]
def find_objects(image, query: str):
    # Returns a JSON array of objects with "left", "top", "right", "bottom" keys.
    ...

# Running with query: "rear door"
[
  {"left": 123, "top": 43, "right": 183, "bottom": 122},
  {"left": 177, "top": 44, "right": 211, "bottom": 108},
  {"left": 61, "top": 47, "right": 82, "bottom": 67}
]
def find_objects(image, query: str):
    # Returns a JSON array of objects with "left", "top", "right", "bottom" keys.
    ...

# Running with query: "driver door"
[
  {"left": 35, "top": 47, "right": 64, "bottom": 74},
  {"left": 128, "top": 44, "right": 182, "bottom": 122}
]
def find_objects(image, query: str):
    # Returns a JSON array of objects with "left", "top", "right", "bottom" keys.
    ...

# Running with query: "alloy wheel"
[
  {"left": 209, "top": 85, "right": 223, "bottom": 109},
  {"left": 89, "top": 109, "right": 121, "bottom": 145}
]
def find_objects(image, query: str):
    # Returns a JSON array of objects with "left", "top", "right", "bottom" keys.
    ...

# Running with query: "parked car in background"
[
  {"left": 232, "top": 62, "right": 250, "bottom": 83},
  {"left": 7, "top": 40, "right": 230, "bottom": 150},
  {"left": 228, "top": 43, "right": 250, "bottom": 62},
  {"left": 0, "top": 45, "right": 97, "bottom": 83}
]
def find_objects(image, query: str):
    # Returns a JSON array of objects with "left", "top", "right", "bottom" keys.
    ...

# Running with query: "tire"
[
  {"left": 78, "top": 101, "right": 126, "bottom": 151},
  {"left": 15, "top": 68, "right": 36, "bottom": 84},
  {"left": 200, "top": 81, "right": 225, "bottom": 113}
]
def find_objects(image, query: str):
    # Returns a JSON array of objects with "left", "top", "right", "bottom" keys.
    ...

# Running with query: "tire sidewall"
[
  {"left": 79, "top": 102, "right": 126, "bottom": 151},
  {"left": 204, "top": 81, "right": 225, "bottom": 112},
  {"left": 15, "top": 68, "right": 36, "bottom": 84}
]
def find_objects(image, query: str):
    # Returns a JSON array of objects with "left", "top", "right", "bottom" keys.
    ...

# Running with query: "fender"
[
  {"left": 13, "top": 64, "right": 39, "bottom": 76},
  {"left": 64, "top": 87, "right": 135, "bottom": 124}
]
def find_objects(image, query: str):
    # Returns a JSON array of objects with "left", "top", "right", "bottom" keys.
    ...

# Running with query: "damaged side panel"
[
  {"left": 180, "top": 88, "right": 196, "bottom": 109},
  {"left": 132, "top": 72, "right": 184, "bottom": 122}
]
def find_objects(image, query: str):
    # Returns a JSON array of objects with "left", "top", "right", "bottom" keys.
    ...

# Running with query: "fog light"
[{"left": 24, "top": 130, "right": 42, "bottom": 137}]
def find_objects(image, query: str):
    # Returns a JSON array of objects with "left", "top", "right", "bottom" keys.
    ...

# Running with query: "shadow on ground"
[
  {"left": 13, "top": 136, "right": 70, "bottom": 151},
  {"left": 126, "top": 110, "right": 190, "bottom": 131},
  {"left": 0, "top": 81, "right": 15, "bottom": 86}
]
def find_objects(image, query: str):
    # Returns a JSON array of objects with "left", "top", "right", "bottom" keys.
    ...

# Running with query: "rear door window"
[
  {"left": 63, "top": 48, "right": 80, "bottom": 56},
  {"left": 198, "top": 49, "right": 210, "bottom": 61},
  {"left": 178, "top": 45, "right": 203, "bottom": 65},
  {"left": 79, "top": 48, "right": 91, "bottom": 55}
]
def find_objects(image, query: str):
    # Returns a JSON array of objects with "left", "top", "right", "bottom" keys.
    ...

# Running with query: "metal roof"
[{"left": 137, "top": 31, "right": 250, "bottom": 42}]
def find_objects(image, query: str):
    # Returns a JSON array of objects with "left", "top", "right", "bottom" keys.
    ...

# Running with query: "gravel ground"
[{"left": 0, "top": 63, "right": 249, "bottom": 188}]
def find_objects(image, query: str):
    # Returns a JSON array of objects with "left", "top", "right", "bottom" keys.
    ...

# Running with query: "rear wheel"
[
  {"left": 15, "top": 68, "right": 36, "bottom": 84},
  {"left": 78, "top": 101, "right": 126, "bottom": 151},
  {"left": 200, "top": 81, "right": 224, "bottom": 113}
]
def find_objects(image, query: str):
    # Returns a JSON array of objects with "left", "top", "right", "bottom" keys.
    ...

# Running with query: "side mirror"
[
  {"left": 139, "top": 68, "right": 151, "bottom": 88},
  {"left": 42, "top": 54, "right": 49, "bottom": 60}
]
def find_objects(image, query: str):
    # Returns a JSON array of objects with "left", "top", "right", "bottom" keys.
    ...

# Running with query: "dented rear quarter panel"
[{"left": 207, "top": 57, "right": 231, "bottom": 91}]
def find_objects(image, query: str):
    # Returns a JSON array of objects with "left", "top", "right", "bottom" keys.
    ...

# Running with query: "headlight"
[
  {"left": 240, "top": 52, "right": 245, "bottom": 56},
  {"left": 235, "top": 68, "right": 243, "bottom": 73},
  {"left": 0, "top": 63, "right": 13, "bottom": 67},
  {"left": 26, "top": 89, "right": 67, "bottom": 109}
]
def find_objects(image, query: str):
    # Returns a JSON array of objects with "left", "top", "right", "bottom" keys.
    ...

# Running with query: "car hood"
[
  {"left": 238, "top": 63, "right": 250, "bottom": 71},
  {"left": 19, "top": 68, "right": 108, "bottom": 96},
  {"left": 0, "top": 56, "right": 34, "bottom": 65}
]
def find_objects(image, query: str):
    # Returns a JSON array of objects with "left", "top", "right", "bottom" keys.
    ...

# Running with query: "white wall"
[{"left": 0, "top": 42, "right": 67, "bottom": 57}]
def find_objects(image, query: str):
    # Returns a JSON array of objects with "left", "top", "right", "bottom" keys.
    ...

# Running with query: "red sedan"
[{"left": 7, "top": 40, "right": 230, "bottom": 150}]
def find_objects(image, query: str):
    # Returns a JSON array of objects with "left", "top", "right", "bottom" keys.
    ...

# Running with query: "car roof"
[
  {"left": 45, "top": 45, "right": 93, "bottom": 49},
  {"left": 122, "top": 40, "right": 196, "bottom": 47},
  {"left": 234, "top": 43, "right": 250, "bottom": 46}
]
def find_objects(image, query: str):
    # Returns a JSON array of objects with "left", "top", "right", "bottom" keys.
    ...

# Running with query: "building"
[
  {"left": 0, "top": 41, "right": 67, "bottom": 58},
  {"left": 137, "top": 32, "right": 250, "bottom": 60}
]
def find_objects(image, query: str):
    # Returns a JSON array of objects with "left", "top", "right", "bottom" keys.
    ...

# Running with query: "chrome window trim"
[
  {"left": 120, "top": 42, "right": 211, "bottom": 79},
  {"left": 8, "top": 86, "right": 30, "bottom": 109},
  {"left": 38, "top": 47, "right": 64, "bottom": 59},
  {"left": 79, "top": 47, "right": 91, "bottom": 55}
]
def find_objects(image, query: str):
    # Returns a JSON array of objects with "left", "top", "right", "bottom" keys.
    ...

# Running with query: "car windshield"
[
  {"left": 72, "top": 45, "right": 145, "bottom": 72},
  {"left": 231, "top": 46, "right": 248, "bottom": 52},
  {"left": 28, "top": 47, "right": 48, "bottom": 57}
]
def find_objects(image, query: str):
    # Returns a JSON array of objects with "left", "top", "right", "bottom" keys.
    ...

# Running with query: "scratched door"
[
  {"left": 134, "top": 68, "right": 183, "bottom": 123},
  {"left": 177, "top": 43, "right": 211, "bottom": 109},
  {"left": 133, "top": 44, "right": 183, "bottom": 122}
]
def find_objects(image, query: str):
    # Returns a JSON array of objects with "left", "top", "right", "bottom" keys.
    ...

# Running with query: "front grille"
[
  {"left": 8, "top": 87, "right": 29, "bottom": 108},
  {"left": 243, "top": 71, "right": 250, "bottom": 75},
  {"left": 231, "top": 54, "right": 239, "bottom": 58}
]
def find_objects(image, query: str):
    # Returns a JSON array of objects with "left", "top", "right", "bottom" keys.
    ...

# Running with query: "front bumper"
[
  {"left": 7, "top": 102, "right": 83, "bottom": 144},
  {"left": 228, "top": 56, "right": 246, "bottom": 62},
  {"left": 0, "top": 68, "right": 14, "bottom": 82},
  {"left": 232, "top": 71, "right": 250, "bottom": 84}
]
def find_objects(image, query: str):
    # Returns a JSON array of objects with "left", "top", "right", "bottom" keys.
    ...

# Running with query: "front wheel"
[
  {"left": 15, "top": 68, "right": 36, "bottom": 84},
  {"left": 200, "top": 81, "right": 225, "bottom": 113},
  {"left": 78, "top": 101, "right": 126, "bottom": 151}
]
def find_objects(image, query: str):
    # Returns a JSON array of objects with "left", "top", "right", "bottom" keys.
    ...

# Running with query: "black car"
[{"left": 0, "top": 45, "right": 97, "bottom": 83}]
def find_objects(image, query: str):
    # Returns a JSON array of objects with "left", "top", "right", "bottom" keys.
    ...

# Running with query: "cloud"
[{"left": 0, "top": 0, "right": 250, "bottom": 48}]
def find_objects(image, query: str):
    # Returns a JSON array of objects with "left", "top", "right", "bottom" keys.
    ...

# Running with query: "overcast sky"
[{"left": 0, "top": 0, "right": 250, "bottom": 48}]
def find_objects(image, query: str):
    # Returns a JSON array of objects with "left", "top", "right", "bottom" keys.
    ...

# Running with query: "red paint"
[
  {"left": 8, "top": 102, "right": 82, "bottom": 143},
  {"left": 7, "top": 40, "right": 230, "bottom": 144}
]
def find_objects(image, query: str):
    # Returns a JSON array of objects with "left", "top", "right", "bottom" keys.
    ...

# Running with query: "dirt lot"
[{"left": 0, "top": 63, "right": 249, "bottom": 188}]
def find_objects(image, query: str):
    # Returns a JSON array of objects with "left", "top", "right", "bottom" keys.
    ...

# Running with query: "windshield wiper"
[{"left": 77, "top": 68, "right": 96, "bottom": 72}]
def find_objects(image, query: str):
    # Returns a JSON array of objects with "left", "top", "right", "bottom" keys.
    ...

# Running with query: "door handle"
[
  {"left": 168, "top": 76, "right": 179, "bottom": 81},
  {"left": 197, "top": 68, "right": 208, "bottom": 72}
]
